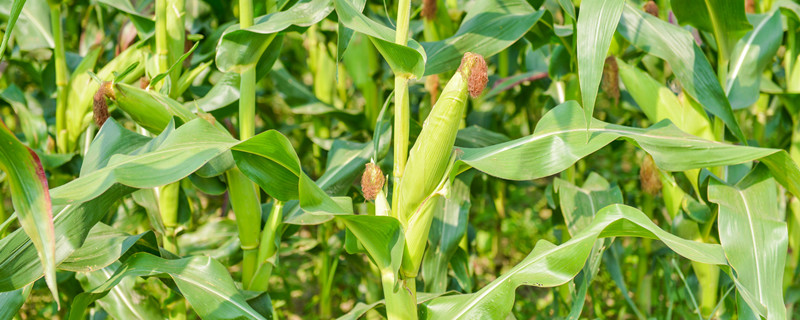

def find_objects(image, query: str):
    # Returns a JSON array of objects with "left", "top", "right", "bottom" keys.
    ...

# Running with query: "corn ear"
[
  {"left": 93, "top": 82, "right": 196, "bottom": 134},
  {"left": 395, "top": 53, "right": 487, "bottom": 224},
  {"left": 66, "top": 43, "right": 145, "bottom": 147}
]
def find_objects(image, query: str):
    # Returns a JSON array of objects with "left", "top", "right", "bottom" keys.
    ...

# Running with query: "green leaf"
[
  {"left": 709, "top": 165, "right": 788, "bottom": 319},
  {"left": 75, "top": 262, "right": 163, "bottom": 320},
  {"left": 422, "top": 204, "right": 727, "bottom": 319},
  {"left": 0, "top": 119, "right": 58, "bottom": 304},
  {"left": 0, "top": 0, "right": 26, "bottom": 59},
  {"left": 452, "top": 101, "right": 800, "bottom": 199},
  {"left": 554, "top": 172, "right": 622, "bottom": 236},
  {"left": 617, "top": 4, "right": 746, "bottom": 143},
  {"left": 0, "top": 285, "right": 31, "bottom": 320},
  {"left": 215, "top": 0, "right": 333, "bottom": 73},
  {"left": 725, "top": 11, "right": 783, "bottom": 109},
  {"left": 50, "top": 118, "right": 238, "bottom": 205},
  {"left": 617, "top": 59, "right": 715, "bottom": 140},
  {"left": 576, "top": 0, "right": 624, "bottom": 128},
  {"left": 59, "top": 223, "right": 158, "bottom": 272},
  {"left": 671, "top": 0, "right": 752, "bottom": 60},
  {"left": 0, "top": 118, "right": 149, "bottom": 292},
  {"left": 0, "top": 0, "right": 52, "bottom": 50},
  {"left": 68, "top": 253, "right": 267, "bottom": 320},
  {"left": 338, "top": 215, "right": 405, "bottom": 273},
  {"left": 421, "top": 0, "right": 542, "bottom": 76},
  {"left": 232, "top": 130, "right": 352, "bottom": 216},
  {"left": 334, "top": 0, "right": 426, "bottom": 78}
]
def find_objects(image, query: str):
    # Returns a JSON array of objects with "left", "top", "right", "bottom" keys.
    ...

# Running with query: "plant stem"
[
  {"left": 391, "top": 0, "right": 412, "bottom": 219},
  {"left": 227, "top": 168, "right": 261, "bottom": 288},
  {"left": 381, "top": 271, "right": 417, "bottom": 320},
  {"left": 166, "top": 0, "right": 185, "bottom": 98},
  {"left": 50, "top": 2, "right": 68, "bottom": 153},
  {"left": 155, "top": 0, "right": 169, "bottom": 75}
]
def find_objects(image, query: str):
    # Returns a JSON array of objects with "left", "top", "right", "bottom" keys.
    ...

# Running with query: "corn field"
[{"left": 1, "top": 0, "right": 799, "bottom": 318}]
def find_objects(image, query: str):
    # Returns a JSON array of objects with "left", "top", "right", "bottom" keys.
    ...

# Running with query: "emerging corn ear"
[
  {"left": 92, "top": 81, "right": 196, "bottom": 133},
  {"left": 395, "top": 52, "right": 487, "bottom": 277}
]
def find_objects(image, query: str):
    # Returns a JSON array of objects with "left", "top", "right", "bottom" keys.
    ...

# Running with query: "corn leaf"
[
  {"left": 421, "top": 204, "right": 727, "bottom": 319},
  {"left": 421, "top": 0, "right": 542, "bottom": 76},
  {"left": 0, "top": 119, "right": 58, "bottom": 303},
  {"left": 49, "top": 119, "right": 238, "bottom": 205},
  {"left": 709, "top": 165, "right": 788, "bottom": 319},
  {"left": 75, "top": 262, "right": 163, "bottom": 320},
  {"left": 0, "top": 285, "right": 31, "bottom": 320},
  {"left": 333, "top": 0, "right": 426, "bottom": 79},
  {"left": 68, "top": 253, "right": 266, "bottom": 320},
  {"left": 671, "top": 0, "right": 751, "bottom": 60},
  {"left": 0, "top": 0, "right": 52, "bottom": 50},
  {"left": 576, "top": 0, "right": 624, "bottom": 128},
  {"left": 59, "top": 223, "right": 159, "bottom": 272},
  {"left": 216, "top": 0, "right": 333, "bottom": 73},
  {"left": 452, "top": 101, "right": 800, "bottom": 198},
  {"left": 725, "top": 11, "right": 783, "bottom": 110},
  {"left": 617, "top": 4, "right": 746, "bottom": 143}
]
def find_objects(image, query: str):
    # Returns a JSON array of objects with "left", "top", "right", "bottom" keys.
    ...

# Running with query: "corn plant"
[{"left": 2, "top": 0, "right": 800, "bottom": 319}]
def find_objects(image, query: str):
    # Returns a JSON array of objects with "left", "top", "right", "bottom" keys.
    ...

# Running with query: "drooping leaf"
[
  {"left": 0, "top": 119, "right": 58, "bottom": 303},
  {"left": 725, "top": 11, "right": 783, "bottom": 109},
  {"left": 709, "top": 165, "right": 788, "bottom": 319},
  {"left": 452, "top": 101, "right": 800, "bottom": 199},
  {"left": 59, "top": 223, "right": 159, "bottom": 272},
  {"left": 576, "top": 0, "right": 624, "bottom": 127},
  {"left": 216, "top": 0, "right": 333, "bottom": 73},
  {"left": 96, "top": 0, "right": 155, "bottom": 38},
  {"left": 617, "top": 4, "right": 746, "bottom": 143},
  {"left": 421, "top": 0, "right": 542, "bottom": 76},
  {"left": 68, "top": 253, "right": 267, "bottom": 320},
  {"left": 50, "top": 118, "right": 238, "bottom": 205},
  {"left": 334, "top": 0, "right": 426, "bottom": 78},
  {"left": 421, "top": 204, "right": 727, "bottom": 319},
  {"left": 75, "top": 262, "right": 163, "bottom": 320}
]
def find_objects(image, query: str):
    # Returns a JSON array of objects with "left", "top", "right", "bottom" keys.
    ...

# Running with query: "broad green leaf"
[
  {"left": 76, "top": 262, "right": 163, "bottom": 320},
  {"left": 338, "top": 215, "right": 405, "bottom": 273},
  {"left": 671, "top": 0, "right": 752, "bottom": 60},
  {"left": 617, "top": 59, "right": 714, "bottom": 140},
  {"left": 725, "top": 11, "right": 782, "bottom": 109},
  {"left": 421, "top": 204, "right": 727, "bottom": 319},
  {"left": 421, "top": 0, "right": 542, "bottom": 76},
  {"left": 334, "top": 0, "right": 426, "bottom": 78},
  {"left": 59, "top": 223, "right": 158, "bottom": 272},
  {"left": 0, "top": 119, "right": 58, "bottom": 303},
  {"left": 0, "top": 285, "right": 31, "bottom": 320},
  {"left": 453, "top": 101, "right": 800, "bottom": 199},
  {"left": 50, "top": 118, "right": 238, "bottom": 205},
  {"left": 709, "top": 166, "right": 787, "bottom": 319},
  {"left": 68, "top": 253, "right": 266, "bottom": 320},
  {"left": 232, "top": 130, "right": 352, "bottom": 215},
  {"left": 0, "top": 84, "right": 48, "bottom": 149},
  {"left": 0, "top": 117, "right": 149, "bottom": 292},
  {"left": 422, "top": 171, "right": 474, "bottom": 293},
  {"left": 576, "top": 0, "right": 624, "bottom": 128},
  {"left": 215, "top": 0, "right": 333, "bottom": 73},
  {"left": 617, "top": 4, "right": 746, "bottom": 143},
  {"left": 0, "top": 0, "right": 26, "bottom": 59},
  {"left": 0, "top": 0, "right": 52, "bottom": 50}
]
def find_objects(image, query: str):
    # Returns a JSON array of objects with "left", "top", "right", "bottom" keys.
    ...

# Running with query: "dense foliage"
[{"left": 1, "top": 0, "right": 799, "bottom": 319}]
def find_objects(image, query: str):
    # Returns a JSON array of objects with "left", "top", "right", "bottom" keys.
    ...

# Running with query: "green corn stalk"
[
  {"left": 48, "top": 0, "right": 69, "bottom": 154},
  {"left": 387, "top": 53, "right": 487, "bottom": 319}
]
